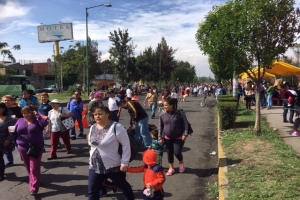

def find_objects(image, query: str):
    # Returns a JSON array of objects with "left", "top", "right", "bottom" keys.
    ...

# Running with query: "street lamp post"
[{"left": 86, "top": 3, "right": 111, "bottom": 96}]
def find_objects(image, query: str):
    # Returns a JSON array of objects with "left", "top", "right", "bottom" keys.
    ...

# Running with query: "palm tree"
[{"left": 0, "top": 42, "right": 21, "bottom": 62}]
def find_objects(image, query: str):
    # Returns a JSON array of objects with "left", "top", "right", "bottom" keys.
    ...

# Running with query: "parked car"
[
  {"left": 35, "top": 87, "right": 45, "bottom": 93},
  {"left": 44, "top": 85, "right": 58, "bottom": 93}
]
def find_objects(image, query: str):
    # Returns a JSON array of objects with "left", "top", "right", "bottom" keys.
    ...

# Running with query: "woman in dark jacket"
[
  {"left": 0, "top": 103, "right": 15, "bottom": 181},
  {"left": 158, "top": 97, "right": 188, "bottom": 176}
]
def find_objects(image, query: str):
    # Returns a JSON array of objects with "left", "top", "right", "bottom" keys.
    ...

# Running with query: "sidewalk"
[{"left": 261, "top": 106, "right": 300, "bottom": 157}]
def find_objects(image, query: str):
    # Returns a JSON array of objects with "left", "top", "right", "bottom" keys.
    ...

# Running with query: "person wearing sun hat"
[{"left": 47, "top": 99, "right": 73, "bottom": 160}]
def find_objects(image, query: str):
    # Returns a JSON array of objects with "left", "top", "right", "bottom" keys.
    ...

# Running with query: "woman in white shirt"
[
  {"left": 47, "top": 99, "right": 73, "bottom": 160},
  {"left": 87, "top": 106, "right": 134, "bottom": 200}
]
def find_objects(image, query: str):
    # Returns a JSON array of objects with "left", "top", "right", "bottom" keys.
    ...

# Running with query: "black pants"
[
  {"left": 0, "top": 151, "right": 4, "bottom": 178},
  {"left": 110, "top": 110, "right": 119, "bottom": 122},
  {"left": 164, "top": 138, "right": 185, "bottom": 163},
  {"left": 174, "top": 99, "right": 178, "bottom": 110},
  {"left": 88, "top": 169, "right": 134, "bottom": 200},
  {"left": 245, "top": 95, "right": 252, "bottom": 109}
]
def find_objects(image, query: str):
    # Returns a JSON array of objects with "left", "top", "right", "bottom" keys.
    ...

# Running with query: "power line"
[
  {"left": 90, "top": 0, "right": 114, "bottom": 18},
  {"left": 48, "top": 0, "right": 85, "bottom": 14}
]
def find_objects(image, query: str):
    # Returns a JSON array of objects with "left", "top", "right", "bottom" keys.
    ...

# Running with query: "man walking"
[
  {"left": 107, "top": 89, "right": 122, "bottom": 122},
  {"left": 120, "top": 100, "right": 152, "bottom": 149},
  {"left": 67, "top": 90, "right": 83, "bottom": 140}
]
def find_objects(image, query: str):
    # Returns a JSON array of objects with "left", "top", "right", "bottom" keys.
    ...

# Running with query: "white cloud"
[
  {"left": 0, "top": 1, "right": 31, "bottom": 22},
  {"left": 68, "top": 0, "right": 216, "bottom": 76}
]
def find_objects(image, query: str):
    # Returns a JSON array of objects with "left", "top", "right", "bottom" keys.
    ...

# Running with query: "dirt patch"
[{"left": 229, "top": 140, "right": 278, "bottom": 166}]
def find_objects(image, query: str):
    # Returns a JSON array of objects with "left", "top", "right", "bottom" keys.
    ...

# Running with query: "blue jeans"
[
  {"left": 283, "top": 100, "right": 294, "bottom": 122},
  {"left": 71, "top": 118, "right": 83, "bottom": 137},
  {"left": 4, "top": 152, "right": 13, "bottom": 164},
  {"left": 135, "top": 117, "right": 152, "bottom": 147},
  {"left": 260, "top": 92, "right": 266, "bottom": 107},
  {"left": 150, "top": 102, "right": 157, "bottom": 118},
  {"left": 267, "top": 94, "right": 273, "bottom": 108}
]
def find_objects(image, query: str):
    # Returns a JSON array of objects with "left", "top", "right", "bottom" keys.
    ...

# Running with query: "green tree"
[
  {"left": 108, "top": 29, "right": 136, "bottom": 84},
  {"left": 196, "top": 0, "right": 300, "bottom": 135},
  {"left": 171, "top": 61, "right": 196, "bottom": 84},
  {"left": 171, "top": 67, "right": 194, "bottom": 85},
  {"left": 156, "top": 37, "right": 177, "bottom": 85},
  {"left": 135, "top": 47, "right": 159, "bottom": 83}
]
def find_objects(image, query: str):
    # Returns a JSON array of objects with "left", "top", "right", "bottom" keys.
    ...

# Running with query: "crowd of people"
[
  {"left": 236, "top": 80, "right": 300, "bottom": 137},
  {"left": 0, "top": 84, "right": 199, "bottom": 200}
]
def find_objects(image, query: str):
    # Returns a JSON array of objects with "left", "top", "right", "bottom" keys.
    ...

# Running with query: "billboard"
[{"left": 37, "top": 23, "right": 73, "bottom": 43}]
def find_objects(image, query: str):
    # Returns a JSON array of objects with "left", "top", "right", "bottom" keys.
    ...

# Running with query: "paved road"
[{"left": 2, "top": 95, "right": 218, "bottom": 200}]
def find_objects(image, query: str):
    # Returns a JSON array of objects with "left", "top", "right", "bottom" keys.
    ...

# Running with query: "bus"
[{"left": 0, "top": 75, "right": 35, "bottom": 97}]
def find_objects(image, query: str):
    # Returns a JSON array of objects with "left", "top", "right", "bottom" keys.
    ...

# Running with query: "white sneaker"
[{"left": 291, "top": 131, "right": 299, "bottom": 136}]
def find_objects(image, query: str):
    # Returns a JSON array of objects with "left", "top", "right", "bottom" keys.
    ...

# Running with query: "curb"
[{"left": 218, "top": 114, "right": 228, "bottom": 199}]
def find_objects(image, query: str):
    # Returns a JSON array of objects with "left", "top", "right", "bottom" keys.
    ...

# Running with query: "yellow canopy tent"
[
  {"left": 265, "top": 61, "right": 300, "bottom": 76},
  {"left": 240, "top": 68, "right": 276, "bottom": 79}
]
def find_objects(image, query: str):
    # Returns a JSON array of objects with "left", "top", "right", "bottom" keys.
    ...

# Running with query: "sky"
[{"left": 1, "top": 0, "right": 300, "bottom": 78}]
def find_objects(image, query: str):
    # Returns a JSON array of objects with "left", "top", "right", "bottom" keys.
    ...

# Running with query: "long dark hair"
[
  {"left": 0, "top": 102, "right": 8, "bottom": 116},
  {"left": 164, "top": 97, "right": 176, "bottom": 109}
]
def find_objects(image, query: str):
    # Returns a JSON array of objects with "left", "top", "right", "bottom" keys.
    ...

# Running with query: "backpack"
[
  {"left": 113, "top": 123, "right": 140, "bottom": 162},
  {"left": 178, "top": 109, "right": 193, "bottom": 135}
]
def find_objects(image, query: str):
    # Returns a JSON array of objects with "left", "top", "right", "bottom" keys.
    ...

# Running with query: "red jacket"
[{"left": 128, "top": 150, "right": 165, "bottom": 191}]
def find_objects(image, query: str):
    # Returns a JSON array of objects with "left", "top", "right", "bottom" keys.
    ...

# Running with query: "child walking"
[
  {"left": 150, "top": 130, "right": 164, "bottom": 165},
  {"left": 127, "top": 149, "right": 165, "bottom": 200}
]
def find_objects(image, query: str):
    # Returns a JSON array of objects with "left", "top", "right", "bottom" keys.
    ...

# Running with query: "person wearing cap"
[
  {"left": 120, "top": 100, "right": 152, "bottom": 149},
  {"left": 87, "top": 91, "right": 104, "bottom": 125},
  {"left": 67, "top": 90, "right": 84, "bottom": 140},
  {"left": 47, "top": 99, "right": 73, "bottom": 160},
  {"left": 107, "top": 89, "right": 121, "bottom": 122}
]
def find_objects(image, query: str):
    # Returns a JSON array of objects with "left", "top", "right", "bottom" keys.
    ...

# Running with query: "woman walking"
[
  {"left": 0, "top": 103, "right": 16, "bottom": 181},
  {"left": 14, "top": 105, "right": 48, "bottom": 195},
  {"left": 158, "top": 97, "right": 188, "bottom": 176},
  {"left": 87, "top": 106, "right": 134, "bottom": 200},
  {"left": 244, "top": 83, "right": 255, "bottom": 109},
  {"left": 47, "top": 99, "right": 73, "bottom": 160},
  {"left": 2, "top": 95, "right": 23, "bottom": 167},
  {"left": 144, "top": 88, "right": 158, "bottom": 119}
]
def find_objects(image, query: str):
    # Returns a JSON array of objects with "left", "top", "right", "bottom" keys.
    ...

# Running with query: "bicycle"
[{"left": 200, "top": 93, "right": 207, "bottom": 107}]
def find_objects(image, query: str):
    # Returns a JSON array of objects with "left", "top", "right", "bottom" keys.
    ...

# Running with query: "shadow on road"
[{"left": 183, "top": 167, "right": 218, "bottom": 178}]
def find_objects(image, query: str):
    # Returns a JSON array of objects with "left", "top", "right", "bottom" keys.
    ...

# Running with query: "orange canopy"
[{"left": 265, "top": 61, "right": 300, "bottom": 76}]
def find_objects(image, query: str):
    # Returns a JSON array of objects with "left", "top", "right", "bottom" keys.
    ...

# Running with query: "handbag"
[
  {"left": 60, "top": 107, "right": 74, "bottom": 130},
  {"left": 25, "top": 121, "right": 42, "bottom": 158},
  {"left": 27, "top": 144, "right": 42, "bottom": 159}
]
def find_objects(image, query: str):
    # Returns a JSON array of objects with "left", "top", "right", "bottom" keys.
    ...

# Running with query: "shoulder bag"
[
  {"left": 26, "top": 120, "right": 42, "bottom": 159},
  {"left": 60, "top": 107, "right": 74, "bottom": 130}
]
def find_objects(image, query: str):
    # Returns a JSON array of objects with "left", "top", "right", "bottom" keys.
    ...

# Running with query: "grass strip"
[{"left": 222, "top": 106, "right": 300, "bottom": 199}]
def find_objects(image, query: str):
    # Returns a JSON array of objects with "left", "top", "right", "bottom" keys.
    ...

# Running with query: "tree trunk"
[{"left": 253, "top": 88, "right": 261, "bottom": 135}]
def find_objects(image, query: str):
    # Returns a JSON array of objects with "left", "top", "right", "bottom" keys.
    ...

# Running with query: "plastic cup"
[{"left": 8, "top": 126, "right": 16, "bottom": 133}]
